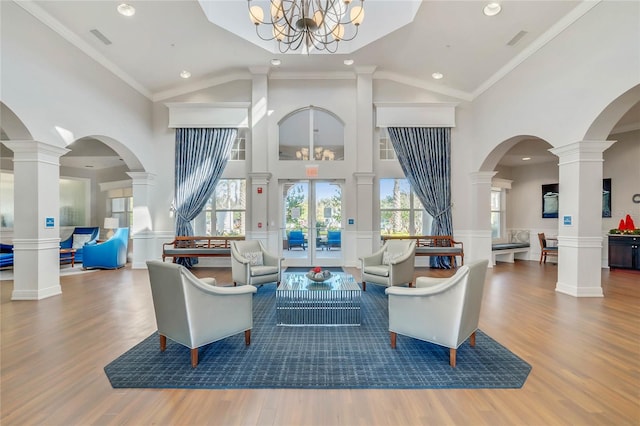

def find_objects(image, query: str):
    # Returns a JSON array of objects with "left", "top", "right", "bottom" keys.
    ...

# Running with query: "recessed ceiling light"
[
  {"left": 483, "top": 2, "right": 502, "bottom": 17},
  {"left": 343, "top": 59, "right": 354, "bottom": 66},
  {"left": 179, "top": 70, "right": 191, "bottom": 79},
  {"left": 522, "top": 157, "right": 531, "bottom": 161},
  {"left": 432, "top": 72, "right": 443, "bottom": 80},
  {"left": 117, "top": 3, "right": 136, "bottom": 17},
  {"left": 271, "top": 59, "right": 281, "bottom": 66}
]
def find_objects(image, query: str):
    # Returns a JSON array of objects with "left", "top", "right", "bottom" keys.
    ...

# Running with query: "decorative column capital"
[
  {"left": 249, "top": 172, "right": 272, "bottom": 185},
  {"left": 469, "top": 171, "right": 498, "bottom": 185},
  {"left": 549, "top": 140, "right": 616, "bottom": 164},
  {"left": 353, "top": 172, "right": 375, "bottom": 185},
  {"left": 126, "top": 172, "right": 156, "bottom": 185},
  {"left": 2, "top": 140, "right": 69, "bottom": 163}
]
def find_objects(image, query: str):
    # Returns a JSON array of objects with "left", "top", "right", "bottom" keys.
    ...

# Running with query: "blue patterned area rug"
[{"left": 104, "top": 280, "right": 531, "bottom": 389}]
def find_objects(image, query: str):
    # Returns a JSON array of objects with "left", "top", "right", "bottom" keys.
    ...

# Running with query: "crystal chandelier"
[{"left": 248, "top": 0, "right": 365, "bottom": 54}]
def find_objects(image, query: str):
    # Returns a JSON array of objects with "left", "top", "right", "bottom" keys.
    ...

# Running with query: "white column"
[
  {"left": 248, "top": 172, "right": 272, "bottom": 248},
  {"left": 352, "top": 67, "right": 376, "bottom": 267},
  {"left": 353, "top": 172, "right": 375, "bottom": 265},
  {"left": 3, "top": 141, "right": 68, "bottom": 300},
  {"left": 468, "top": 171, "right": 497, "bottom": 266},
  {"left": 126, "top": 172, "right": 156, "bottom": 269},
  {"left": 355, "top": 66, "right": 376, "bottom": 172},
  {"left": 550, "top": 141, "right": 615, "bottom": 297},
  {"left": 250, "top": 67, "right": 269, "bottom": 173}
]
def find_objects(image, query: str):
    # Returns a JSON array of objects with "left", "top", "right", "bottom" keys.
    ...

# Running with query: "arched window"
[{"left": 279, "top": 106, "right": 344, "bottom": 161}]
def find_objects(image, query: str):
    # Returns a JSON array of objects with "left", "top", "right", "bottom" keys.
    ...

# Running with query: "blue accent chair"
[
  {"left": 82, "top": 228, "right": 129, "bottom": 269},
  {"left": 60, "top": 226, "right": 99, "bottom": 263},
  {"left": 0, "top": 243, "right": 14, "bottom": 268},
  {"left": 327, "top": 230, "right": 341, "bottom": 249},
  {"left": 288, "top": 231, "right": 307, "bottom": 250}
]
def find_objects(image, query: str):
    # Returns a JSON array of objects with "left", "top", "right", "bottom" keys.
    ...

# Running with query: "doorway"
[{"left": 281, "top": 180, "right": 343, "bottom": 267}]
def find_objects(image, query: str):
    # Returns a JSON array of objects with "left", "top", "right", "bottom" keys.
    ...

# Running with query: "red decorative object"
[
  {"left": 313, "top": 266, "right": 322, "bottom": 273},
  {"left": 618, "top": 219, "right": 626, "bottom": 231},
  {"left": 625, "top": 214, "right": 636, "bottom": 230}
]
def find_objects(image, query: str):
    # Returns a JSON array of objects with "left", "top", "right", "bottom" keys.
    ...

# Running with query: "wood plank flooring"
[{"left": 1, "top": 262, "right": 639, "bottom": 425}]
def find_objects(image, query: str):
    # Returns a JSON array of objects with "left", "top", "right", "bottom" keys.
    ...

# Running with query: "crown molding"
[{"left": 14, "top": 0, "right": 152, "bottom": 100}]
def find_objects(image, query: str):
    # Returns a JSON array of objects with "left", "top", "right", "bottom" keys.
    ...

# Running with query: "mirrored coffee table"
[{"left": 276, "top": 272, "right": 361, "bottom": 326}]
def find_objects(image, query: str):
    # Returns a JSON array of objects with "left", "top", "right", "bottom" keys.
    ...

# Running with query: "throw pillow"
[
  {"left": 243, "top": 251, "right": 264, "bottom": 266},
  {"left": 72, "top": 234, "right": 92, "bottom": 249},
  {"left": 510, "top": 230, "right": 530, "bottom": 244}
]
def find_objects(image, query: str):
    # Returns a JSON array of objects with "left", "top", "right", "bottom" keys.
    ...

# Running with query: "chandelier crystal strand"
[{"left": 248, "top": 0, "right": 365, "bottom": 53}]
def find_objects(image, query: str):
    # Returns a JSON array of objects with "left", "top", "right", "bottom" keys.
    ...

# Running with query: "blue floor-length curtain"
[
  {"left": 174, "top": 127, "right": 237, "bottom": 267},
  {"left": 387, "top": 127, "right": 454, "bottom": 268}
]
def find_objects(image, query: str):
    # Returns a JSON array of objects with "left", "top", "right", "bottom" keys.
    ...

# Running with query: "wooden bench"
[
  {"left": 382, "top": 235, "right": 464, "bottom": 266},
  {"left": 162, "top": 236, "right": 245, "bottom": 263}
]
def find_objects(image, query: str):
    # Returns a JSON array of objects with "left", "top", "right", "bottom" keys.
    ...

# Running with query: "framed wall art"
[
  {"left": 542, "top": 183, "right": 559, "bottom": 219},
  {"left": 602, "top": 178, "right": 611, "bottom": 218}
]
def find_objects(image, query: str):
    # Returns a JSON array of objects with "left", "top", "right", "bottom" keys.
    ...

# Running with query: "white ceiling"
[
  {"left": 7, "top": 1, "right": 638, "bottom": 169},
  {"left": 27, "top": 0, "right": 586, "bottom": 99}
]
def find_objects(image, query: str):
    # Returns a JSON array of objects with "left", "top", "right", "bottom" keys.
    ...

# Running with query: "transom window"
[
  {"left": 279, "top": 106, "right": 344, "bottom": 161},
  {"left": 229, "top": 130, "right": 246, "bottom": 161},
  {"left": 380, "top": 178, "right": 432, "bottom": 236},
  {"left": 379, "top": 128, "right": 396, "bottom": 160}
]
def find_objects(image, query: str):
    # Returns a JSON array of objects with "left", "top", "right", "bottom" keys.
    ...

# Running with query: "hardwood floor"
[{"left": 1, "top": 262, "right": 639, "bottom": 425}]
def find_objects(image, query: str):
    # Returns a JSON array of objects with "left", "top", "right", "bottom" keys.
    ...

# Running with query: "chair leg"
[
  {"left": 408, "top": 282, "right": 413, "bottom": 288},
  {"left": 233, "top": 281, "right": 237, "bottom": 286},
  {"left": 190, "top": 348, "right": 198, "bottom": 368},
  {"left": 159, "top": 334, "right": 167, "bottom": 352},
  {"left": 362, "top": 281, "right": 366, "bottom": 291},
  {"left": 450, "top": 348, "right": 456, "bottom": 367},
  {"left": 539, "top": 252, "right": 543, "bottom": 264},
  {"left": 245, "top": 329, "right": 251, "bottom": 346},
  {"left": 470, "top": 331, "right": 476, "bottom": 347},
  {"left": 390, "top": 332, "right": 397, "bottom": 349}
]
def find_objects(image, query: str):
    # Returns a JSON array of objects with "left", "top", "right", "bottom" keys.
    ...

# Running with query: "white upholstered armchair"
[
  {"left": 231, "top": 240, "right": 282, "bottom": 287},
  {"left": 360, "top": 239, "right": 416, "bottom": 291},
  {"left": 146, "top": 260, "right": 257, "bottom": 368},
  {"left": 385, "top": 259, "right": 489, "bottom": 367}
]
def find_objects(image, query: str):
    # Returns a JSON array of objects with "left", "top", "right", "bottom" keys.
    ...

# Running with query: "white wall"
[
  {"left": 472, "top": 0, "right": 640, "bottom": 168},
  {"left": 499, "top": 131, "right": 639, "bottom": 264},
  {"left": 1, "top": 2, "right": 154, "bottom": 172},
  {"left": 502, "top": 162, "right": 560, "bottom": 233},
  {"left": 603, "top": 130, "right": 640, "bottom": 231}
]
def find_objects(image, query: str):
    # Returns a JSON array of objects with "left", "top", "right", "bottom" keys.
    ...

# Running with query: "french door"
[{"left": 281, "top": 180, "right": 343, "bottom": 267}]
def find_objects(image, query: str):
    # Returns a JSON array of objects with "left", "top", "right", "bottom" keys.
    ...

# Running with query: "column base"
[
  {"left": 555, "top": 282, "right": 603, "bottom": 298},
  {"left": 12, "top": 285, "right": 62, "bottom": 300}
]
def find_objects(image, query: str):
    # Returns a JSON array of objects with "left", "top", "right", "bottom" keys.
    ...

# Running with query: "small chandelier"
[{"left": 248, "top": 0, "right": 365, "bottom": 54}]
